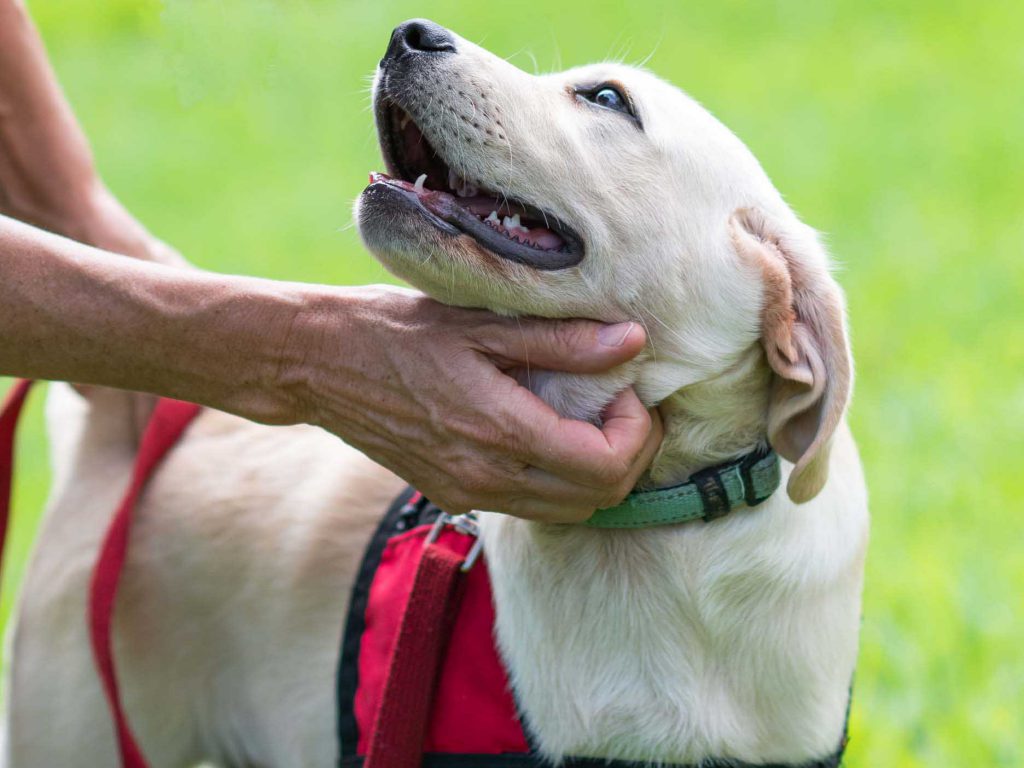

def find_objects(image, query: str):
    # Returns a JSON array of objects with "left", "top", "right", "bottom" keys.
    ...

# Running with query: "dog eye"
[
  {"left": 579, "top": 85, "right": 636, "bottom": 119},
  {"left": 594, "top": 87, "right": 626, "bottom": 111}
]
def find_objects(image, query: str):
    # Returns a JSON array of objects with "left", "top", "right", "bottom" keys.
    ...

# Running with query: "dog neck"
[
  {"left": 647, "top": 344, "right": 771, "bottom": 487},
  {"left": 530, "top": 343, "right": 772, "bottom": 491}
]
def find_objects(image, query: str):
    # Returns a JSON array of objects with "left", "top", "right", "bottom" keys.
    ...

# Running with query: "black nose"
[{"left": 384, "top": 19, "right": 457, "bottom": 62}]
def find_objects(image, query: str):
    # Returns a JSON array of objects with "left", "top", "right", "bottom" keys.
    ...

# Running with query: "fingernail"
[{"left": 598, "top": 322, "right": 635, "bottom": 347}]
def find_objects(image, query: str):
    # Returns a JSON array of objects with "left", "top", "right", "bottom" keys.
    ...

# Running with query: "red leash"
[
  {"left": 0, "top": 379, "right": 35, "bottom": 584},
  {"left": 364, "top": 515, "right": 479, "bottom": 768},
  {"left": 0, "top": 382, "right": 200, "bottom": 768},
  {"left": 88, "top": 397, "right": 201, "bottom": 768}
]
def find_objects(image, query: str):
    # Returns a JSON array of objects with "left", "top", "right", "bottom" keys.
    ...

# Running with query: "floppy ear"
[{"left": 730, "top": 208, "right": 852, "bottom": 503}]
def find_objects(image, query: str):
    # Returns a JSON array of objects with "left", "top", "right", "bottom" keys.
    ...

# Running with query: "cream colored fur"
[{"left": 1, "top": 25, "right": 868, "bottom": 768}]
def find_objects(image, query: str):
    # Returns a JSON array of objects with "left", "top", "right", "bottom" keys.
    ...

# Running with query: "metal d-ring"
[{"left": 425, "top": 511, "right": 484, "bottom": 572}]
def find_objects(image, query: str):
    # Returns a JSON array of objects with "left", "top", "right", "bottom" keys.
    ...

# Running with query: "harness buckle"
[{"left": 425, "top": 511, "right": 484, "bottom": 572}]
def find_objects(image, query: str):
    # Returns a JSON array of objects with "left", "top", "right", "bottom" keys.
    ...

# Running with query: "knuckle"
[
  {"left": 586, "top": 461, "right": 634, "bottom": 507},
  {"left": 614, "top": 476, "right": 637, "bottom": 502},
  {"left": 597, "top": 485, "right": 628, "bottom": 508},
  {"left": 471, "top": 318, "right": 514, "bottom": 353},
  {"left": 637, "top": 406, "right": 654, "bottom": 431},
  {"left": 606, "top": 456, "right": 633, "bottom": 484},
  {"left": 479, "top": 421, "right": 514, "bottom": 450},
  {"left": 552, "top": 320, "right": 587, "bottom": 352},
  {"left": 560, "top": 505, "right": 597, "bottom": 524}
]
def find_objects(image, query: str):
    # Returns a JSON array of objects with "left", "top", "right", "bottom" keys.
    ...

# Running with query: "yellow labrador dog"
[{"left": 2, "top": 19, "right": 867, "bottom": 768}]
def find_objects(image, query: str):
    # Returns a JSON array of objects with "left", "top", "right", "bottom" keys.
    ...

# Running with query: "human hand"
[{"left": 285, "top": 286, "right": 662, "bottom": 522}]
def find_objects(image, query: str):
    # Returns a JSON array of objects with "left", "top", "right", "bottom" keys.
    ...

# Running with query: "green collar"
[{"left": 585, "top": 447, "right": 781, "bottom": 529}]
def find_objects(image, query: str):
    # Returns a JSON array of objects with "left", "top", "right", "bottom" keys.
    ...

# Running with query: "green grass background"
[{"left": 2, "top": 1, "right": 1022, "bottom": 764}]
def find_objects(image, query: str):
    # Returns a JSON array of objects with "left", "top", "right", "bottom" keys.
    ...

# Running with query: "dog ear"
[{"left": 730, "top": 208, "right": 852, "bottom": 503}]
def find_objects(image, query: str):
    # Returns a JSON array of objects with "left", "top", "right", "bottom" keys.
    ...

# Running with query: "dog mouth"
[{"left": 368, "top": 102, "right": 584, "bottom": 270}]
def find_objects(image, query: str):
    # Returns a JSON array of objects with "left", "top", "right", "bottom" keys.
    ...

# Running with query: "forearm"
[
  {"left": 0, "top": 214, "right": 335, "bottom": 422},
  {"left": 0, "top": 0, "right": 98, "bottom": 232}
]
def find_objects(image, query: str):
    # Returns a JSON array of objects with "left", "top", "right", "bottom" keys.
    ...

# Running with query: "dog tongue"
[
  {"left": 521, "top": 228, "right": 564, "bottom": 250},
  {"left": 456, "top": 195, "right": 522, "bottom": 217}
]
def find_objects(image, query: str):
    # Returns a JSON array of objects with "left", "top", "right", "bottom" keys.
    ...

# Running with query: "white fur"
[{"left": 2, "top": 24, "right": 868, "bottom": 768}]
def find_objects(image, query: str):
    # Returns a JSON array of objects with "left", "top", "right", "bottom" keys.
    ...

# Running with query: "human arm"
[
  {"left": 0, "top": 216, "right": 660, "bottom": 520},
  {"left": 0, "top": 0, "right": 178, "bottom": 262}
]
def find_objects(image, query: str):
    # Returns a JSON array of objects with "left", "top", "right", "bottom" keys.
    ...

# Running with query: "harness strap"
[
  {"left": 364, "top": 538, "right": 469, "bottom": 768},
  {"left": 0, "top": 379, "right": 35, "bottom": 585},
  {"left": 88, "top": 398, "right": 202, "bottom": 768}
]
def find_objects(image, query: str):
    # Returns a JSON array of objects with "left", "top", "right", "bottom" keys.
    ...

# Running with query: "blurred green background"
[{"left": 2, "top": 1, "right": 1021, "bottom": 765}]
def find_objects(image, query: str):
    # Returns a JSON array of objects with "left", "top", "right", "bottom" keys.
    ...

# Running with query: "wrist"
[
  {"left": 252, "top": 283, "right": 372, "bottom": 429},
  {"left": 269, "top": 283, "right": 426, "bottom": 432}
]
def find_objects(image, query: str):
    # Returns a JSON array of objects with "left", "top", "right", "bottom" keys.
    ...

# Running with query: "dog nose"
[{"left": 384, "top": 19, "right": 457, "bottom": 62}]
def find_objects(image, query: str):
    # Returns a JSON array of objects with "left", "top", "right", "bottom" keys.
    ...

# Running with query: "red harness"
[
  {"left": 341, "top": 491, "right": 532, "bottom": 766},
  {"left": 0, "top": 382, "right": 847, "bottom": 768}
]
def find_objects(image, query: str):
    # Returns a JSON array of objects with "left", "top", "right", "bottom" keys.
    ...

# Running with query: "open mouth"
[{"left": 368, "top": 102, "right": 584, "bottom": 270}]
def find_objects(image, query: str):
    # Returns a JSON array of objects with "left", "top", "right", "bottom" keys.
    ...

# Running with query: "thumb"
[{"left": 476, "top": 318, "right": 646, "bottom": 373}]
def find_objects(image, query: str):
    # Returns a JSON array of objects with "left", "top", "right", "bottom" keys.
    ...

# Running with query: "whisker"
[
  {"left": 636, "top": 313, "right": 657, "bottom": 365},
  {"left": 447, "top": 255, "right": 456, "bottom": 304},
  {"left": 634, "top": 32, "right": 664, "bottom": 69},
  {"left": 524, "top": 48, "right": 540, "bottom": 76},
  {"left": 641, "top": 307, "right": 691, "bottom": 350},
  {"left": 501, "top": 45, "right": 529, "bottom": 66},
  {"left": 548, "top": 30, "right": 563, "bottom": 71},
  {"left": 605, "top": 31, "right": 631, "bottom": 65},
  {"left": 504, "top": 135, "right": 515, "bottom": 197}
]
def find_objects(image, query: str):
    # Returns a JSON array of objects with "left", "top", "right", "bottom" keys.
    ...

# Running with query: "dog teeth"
[
  {"left": 414, "top": 174, "right": 427, "bottom": 194},
  {"left": 502, "top": 214, "right": 527, "bottom": 233},
  {"left": 448, "top": 169, "right": 478, "bottom": 198},
  {"left": 486, "top": 210, "right": 499, "bottom": 223}
]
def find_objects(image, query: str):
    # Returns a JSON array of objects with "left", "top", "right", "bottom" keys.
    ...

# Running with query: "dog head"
[{"left": 356, "top": 20, "right": 851, "bottom": 502}]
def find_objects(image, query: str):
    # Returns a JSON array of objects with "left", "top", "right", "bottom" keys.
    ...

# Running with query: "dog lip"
[
  {"left": 367, "top": 174, "right": 585, "bottom": 271},
  {"left": 365, "top": 175, "right": 462, "bottom": 237}
]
